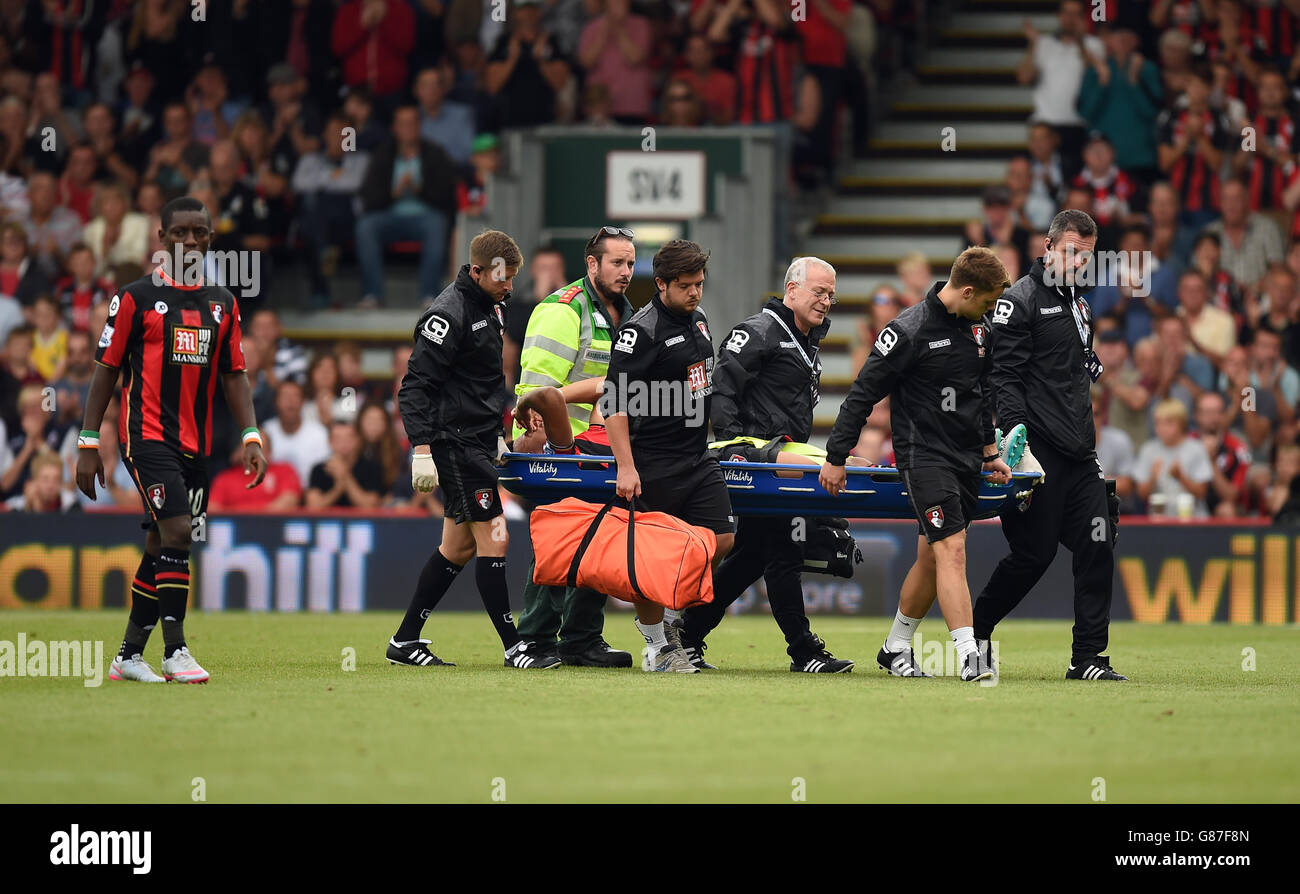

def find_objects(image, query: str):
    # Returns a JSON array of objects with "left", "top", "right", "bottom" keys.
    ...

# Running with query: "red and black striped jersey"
[
  {"left": 1247, "top": 113, "right": 1300, "bottom": 210},
  {"left": 1157, "top": 107, "right": 1234, "bottom": 212},
  {"left": 95, "top": 269, "right": 246, "bottom": 457}
]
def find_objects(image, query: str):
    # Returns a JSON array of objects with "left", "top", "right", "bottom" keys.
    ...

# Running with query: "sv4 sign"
[{"left": 606, "top": 150, "right": 706, "bottom": 220}]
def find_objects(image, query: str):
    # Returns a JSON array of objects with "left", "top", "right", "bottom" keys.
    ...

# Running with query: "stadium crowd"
[
  {"left": 0, "top": 0, "right": 907, "bottom": 513},
  {"left": 3, "top": 0, "right": 1300, "bottom": 524},
  {"left": 856, "top": 0, "right": 1300, "bottom": 522}
]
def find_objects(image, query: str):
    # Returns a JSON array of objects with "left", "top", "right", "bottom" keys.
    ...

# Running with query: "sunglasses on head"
[{"left": 586, "top": 226, "right": 635, "bottom": 254}]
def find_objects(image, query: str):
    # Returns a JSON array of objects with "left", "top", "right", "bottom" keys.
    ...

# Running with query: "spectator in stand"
[
  {"left": 897, "top": 252, "right": 932, "bottom": 307},
  {"left": 29, "top": 295, "right": 67, "bottom": 383},
  {"left": 144, "top": 103, "right": 209, "bottom": 201},
  {"left": 1231, "top": 325, "right": 1299, "bottom": 451},
  {"left": 1092, "top": 386, "right": 1136, "bottom": 505},
  {"left": 1134, "top": 399, "right": 1214, "bottom": 516},
  {"left": 26, "top": 72, "right": 81, "bottom": 176},
  {"left": 263, "top": 379, "right": 331, "bottom": 489},
  {"left": 335, "top": 341, "right": 370, "bottom": 416},
  {"left": 210, "top": 430, "right": 302, "bottom": 511},
  {"left": 793, "top": 0, "right": 850, "bottom": 186},
  {"left": 1266, "top": 443, "right": 1300, "bottom": 518},
  {"left": 1078, "top": 23, "right": 1163, "bottom": 184},
  {"left": 1204, "top": 177, "right": 1285, "bottom": 290},
  {"left": 1178, "top": 269, "right": 1239, "bottom": 366},
  {"left": 49, "top": 329, "right": 94, "bottom": 426},
  {"left": 1027, "top": 122, "right": 1066, "bottom": 208},
  {"left": 581, "top": 82, "right": 616, "bottom": 127},
  {"left": 1, "top": 383, "right": 75, "bottom": 500},
  {"left": 261, "top": 62, "right": 322, "bottom": 180},
  {"left": 1235, "top": 68, "right": 1298, "bottom": 215},
  {"left": 332, "top": 0, "right": 417, "bottom": 116},
  {"left": 1073, "top": 134, "right": 1139, "bottom": 227},
  {"left": 1096, "top": 328, "right": 1153, "bottom": 451},
  {"left": 265, "top": 0, "right": 338, "bottom": 111},
  {"left": 1008, "top": 153, "right": 1054, "bottom": 231},
  {"left": 126, "top": 0, "right": 195, "bottom": 104},
  {"left": 292, "top": 111, "right": 369, "bottom": 308},
  {"left": 342, "top": 86, "right": 387, "bottom": 153},
  {"left": 503, "top": 244, "right": 565, "bottom": 390},
  {"left": 1252, "top": 264, "right": 1300, "bottom": 368},
  {"left": 305, "top": 419, "right": 385, "bottom": 510},
  {"left": 25, "top": 2, "right": 105, "bottom": 109},
  {"left": 486, "top": 0, "right": 572, "bottom": 129},
  {"left": 116, "top": 61, "right": 162, "bottom": 174},
  {"left": 1157, "top": 27, "right": 1195, "bottom": 100},
  {"left": 236, "top": 334, "right": 278, "bottom": 426},
  {"left": 5, "top": 452, "right": 77, "bottom": 512},
  {"left": 1157, "top": 314, "right": 1217, "bottom": 400},
  {"left": 137, "top": 180, "right": 166, "bottom": 267},
  {"left": 659, "top": 78, "right": 704, "bottom": 127},
  {"left": 184, "top": 60, "right": 245, "bottom": 146},
  {"left": 1016, "top": 0, "right": 1103, "bottom": 179},
  {"left": 207, "top": 139, "right": 273, "bottom": 262},
  {"left": 0, "top": 222, "right": 52, "bottom": 312},
  {"left": 0, "top": 327, "right": 36, "bottom": 428},
  {"left": 357, "top": 400, "right": 402, "bottom": 500},
  {"left": 21, "top": 171, "right": 82, "bottom": 280},
  {"left": 851, "top": 285, "right": 901, "bottom": 373},
  {"left": 58, "top": 142, "right": 98, "bottom": 223},
  {"left": 54, "top": 244, "right": 111, "bottom": 334},
  {"left": 446, "top": 39, "right": 498, "bottom": 135},
  {"left": 578, "top": 0, "right": 654, "bottom": 125},
  {"left": 305, "top": 350, "right": 342, "bottom": 426},
  {"left": 710, "top": 0, "right": 798, "bottom": 127},
  {"left": 356, "top": 105, "right": 459, "bottom": 307},
  {"left": 413, "top": 64, "right": 475, "bottom": 167},
  {"left": 1193, "top": 389, "right": 1253, "bottom": 517},
  {"left": 83, "top": 181, "right": 150, "bottom": 276},
  {"left": 1148, "top": 180, "right": 1198, "bottom": 271},
  {"left": 995, "top": 243, "right": 1024, "bottom": 281},
  {"left": 231, "top": 111, "right": 291, "bottom": 242},
  {"left": 247, "top": 309, "right": 309, "bottom": 392},
  {"left": 1157, "top": 62, "right": 1233, "bottom": 230},
  {"left": 1191, "top": 231, "right": 1247, "bottom": 335},
  {"left": 677, "top": 32, "right": 736, "bottom": 126},
  {"left": 964, "top": 185, "right": 1031, "bottom": 269},
  {"left": 0, "top": 95, "right": 27, "bottom": 177}
]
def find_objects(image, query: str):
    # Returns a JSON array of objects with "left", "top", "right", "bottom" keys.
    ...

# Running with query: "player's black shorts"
[
  {"left": 430, "top": 439, "right": 503, "bottom": 523},
  {"left": 902, "top": 465, "right": 980, "bottom": 544},
  {"left": 120, "top": 442, "right": 210, "bottom": 528},
  {"left": 638, "top": 455, "right": 735, "bottom": 535}
]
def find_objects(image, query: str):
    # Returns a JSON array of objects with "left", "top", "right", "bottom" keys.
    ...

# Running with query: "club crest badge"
[
  {"left": 697, "top": 321, "right": 710, "bottom": 341},
  {"left": 147, "top": 483, "right": 166, "bottom": 510},
  {"left": 926, "top": 506, "right": 944, "bottom": 529},
  {"left": 475, "top": 488, "right": 493, "bottom": 510}
]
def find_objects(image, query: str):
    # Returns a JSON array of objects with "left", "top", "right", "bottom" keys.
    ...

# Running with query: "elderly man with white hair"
[{"left": 678, "top": 256, "right": 857, "bottom": 673}]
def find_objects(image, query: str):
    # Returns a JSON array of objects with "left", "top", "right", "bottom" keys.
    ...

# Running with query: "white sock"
[
  {"left": 884, "top": 610, "right": 923, "bottom": 653},
  {"left": 663, "top": 608, "right": 680, "bottom": 624},
  {"left": 951, "top": 626, "right": 977, "bottom": 661},
  {"left": 636, "top": 621, "right": 667, "bottom": 649}
]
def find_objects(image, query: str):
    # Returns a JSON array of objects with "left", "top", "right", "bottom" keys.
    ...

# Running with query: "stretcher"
[{"left": 500, "top": 453, "right": 1043, "bottom": 519}]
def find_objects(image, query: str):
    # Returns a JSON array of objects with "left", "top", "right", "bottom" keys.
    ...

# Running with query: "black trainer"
[
  {"left": 387, "top": 638, "right": 454, "bottom": 667},
  {"left": 876, "top": 646, "right": 932, "bottom": 677},
  {"left": 505, "top": 641, "right": 562, "bottom": 669},
  {"left": 560, "top": 639, "right": 634, "bottom": 668},
  {"left": 1066, "top": 655, "right": 1128, "bottom": 681},
  {"left": 681, "top": 639, "right": 717, "bottom": 670},
  {"left": 789, "top": 634, "right": 854, "bottom": 673}
]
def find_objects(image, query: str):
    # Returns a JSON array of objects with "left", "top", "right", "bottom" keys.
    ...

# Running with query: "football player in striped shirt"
[{"left": 76, "top": 196, "right": 267, "bottom": 684}]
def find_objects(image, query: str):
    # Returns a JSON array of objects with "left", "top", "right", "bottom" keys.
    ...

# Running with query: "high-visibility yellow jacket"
[{"left": 515, "top": 276, "right": 633, "bottom": 438}]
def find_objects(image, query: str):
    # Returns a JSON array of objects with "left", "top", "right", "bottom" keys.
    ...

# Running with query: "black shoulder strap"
[{"left": 566, "top": 498, "right": 645, "bottom": 599}]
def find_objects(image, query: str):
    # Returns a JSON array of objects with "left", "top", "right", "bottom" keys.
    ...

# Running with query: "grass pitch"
[{"left": 1, "top": 612, "right": 1296, "bottom": 803}]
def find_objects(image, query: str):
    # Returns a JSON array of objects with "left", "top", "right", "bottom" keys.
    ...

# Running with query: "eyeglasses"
[{"left": 796, "top": 283, "right": 837, "bottom": 305}]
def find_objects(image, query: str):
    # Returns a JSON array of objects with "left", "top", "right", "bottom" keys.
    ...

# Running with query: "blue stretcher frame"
[{"left": 499, "top": 453, "right": 1043, "bottom": 520}]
